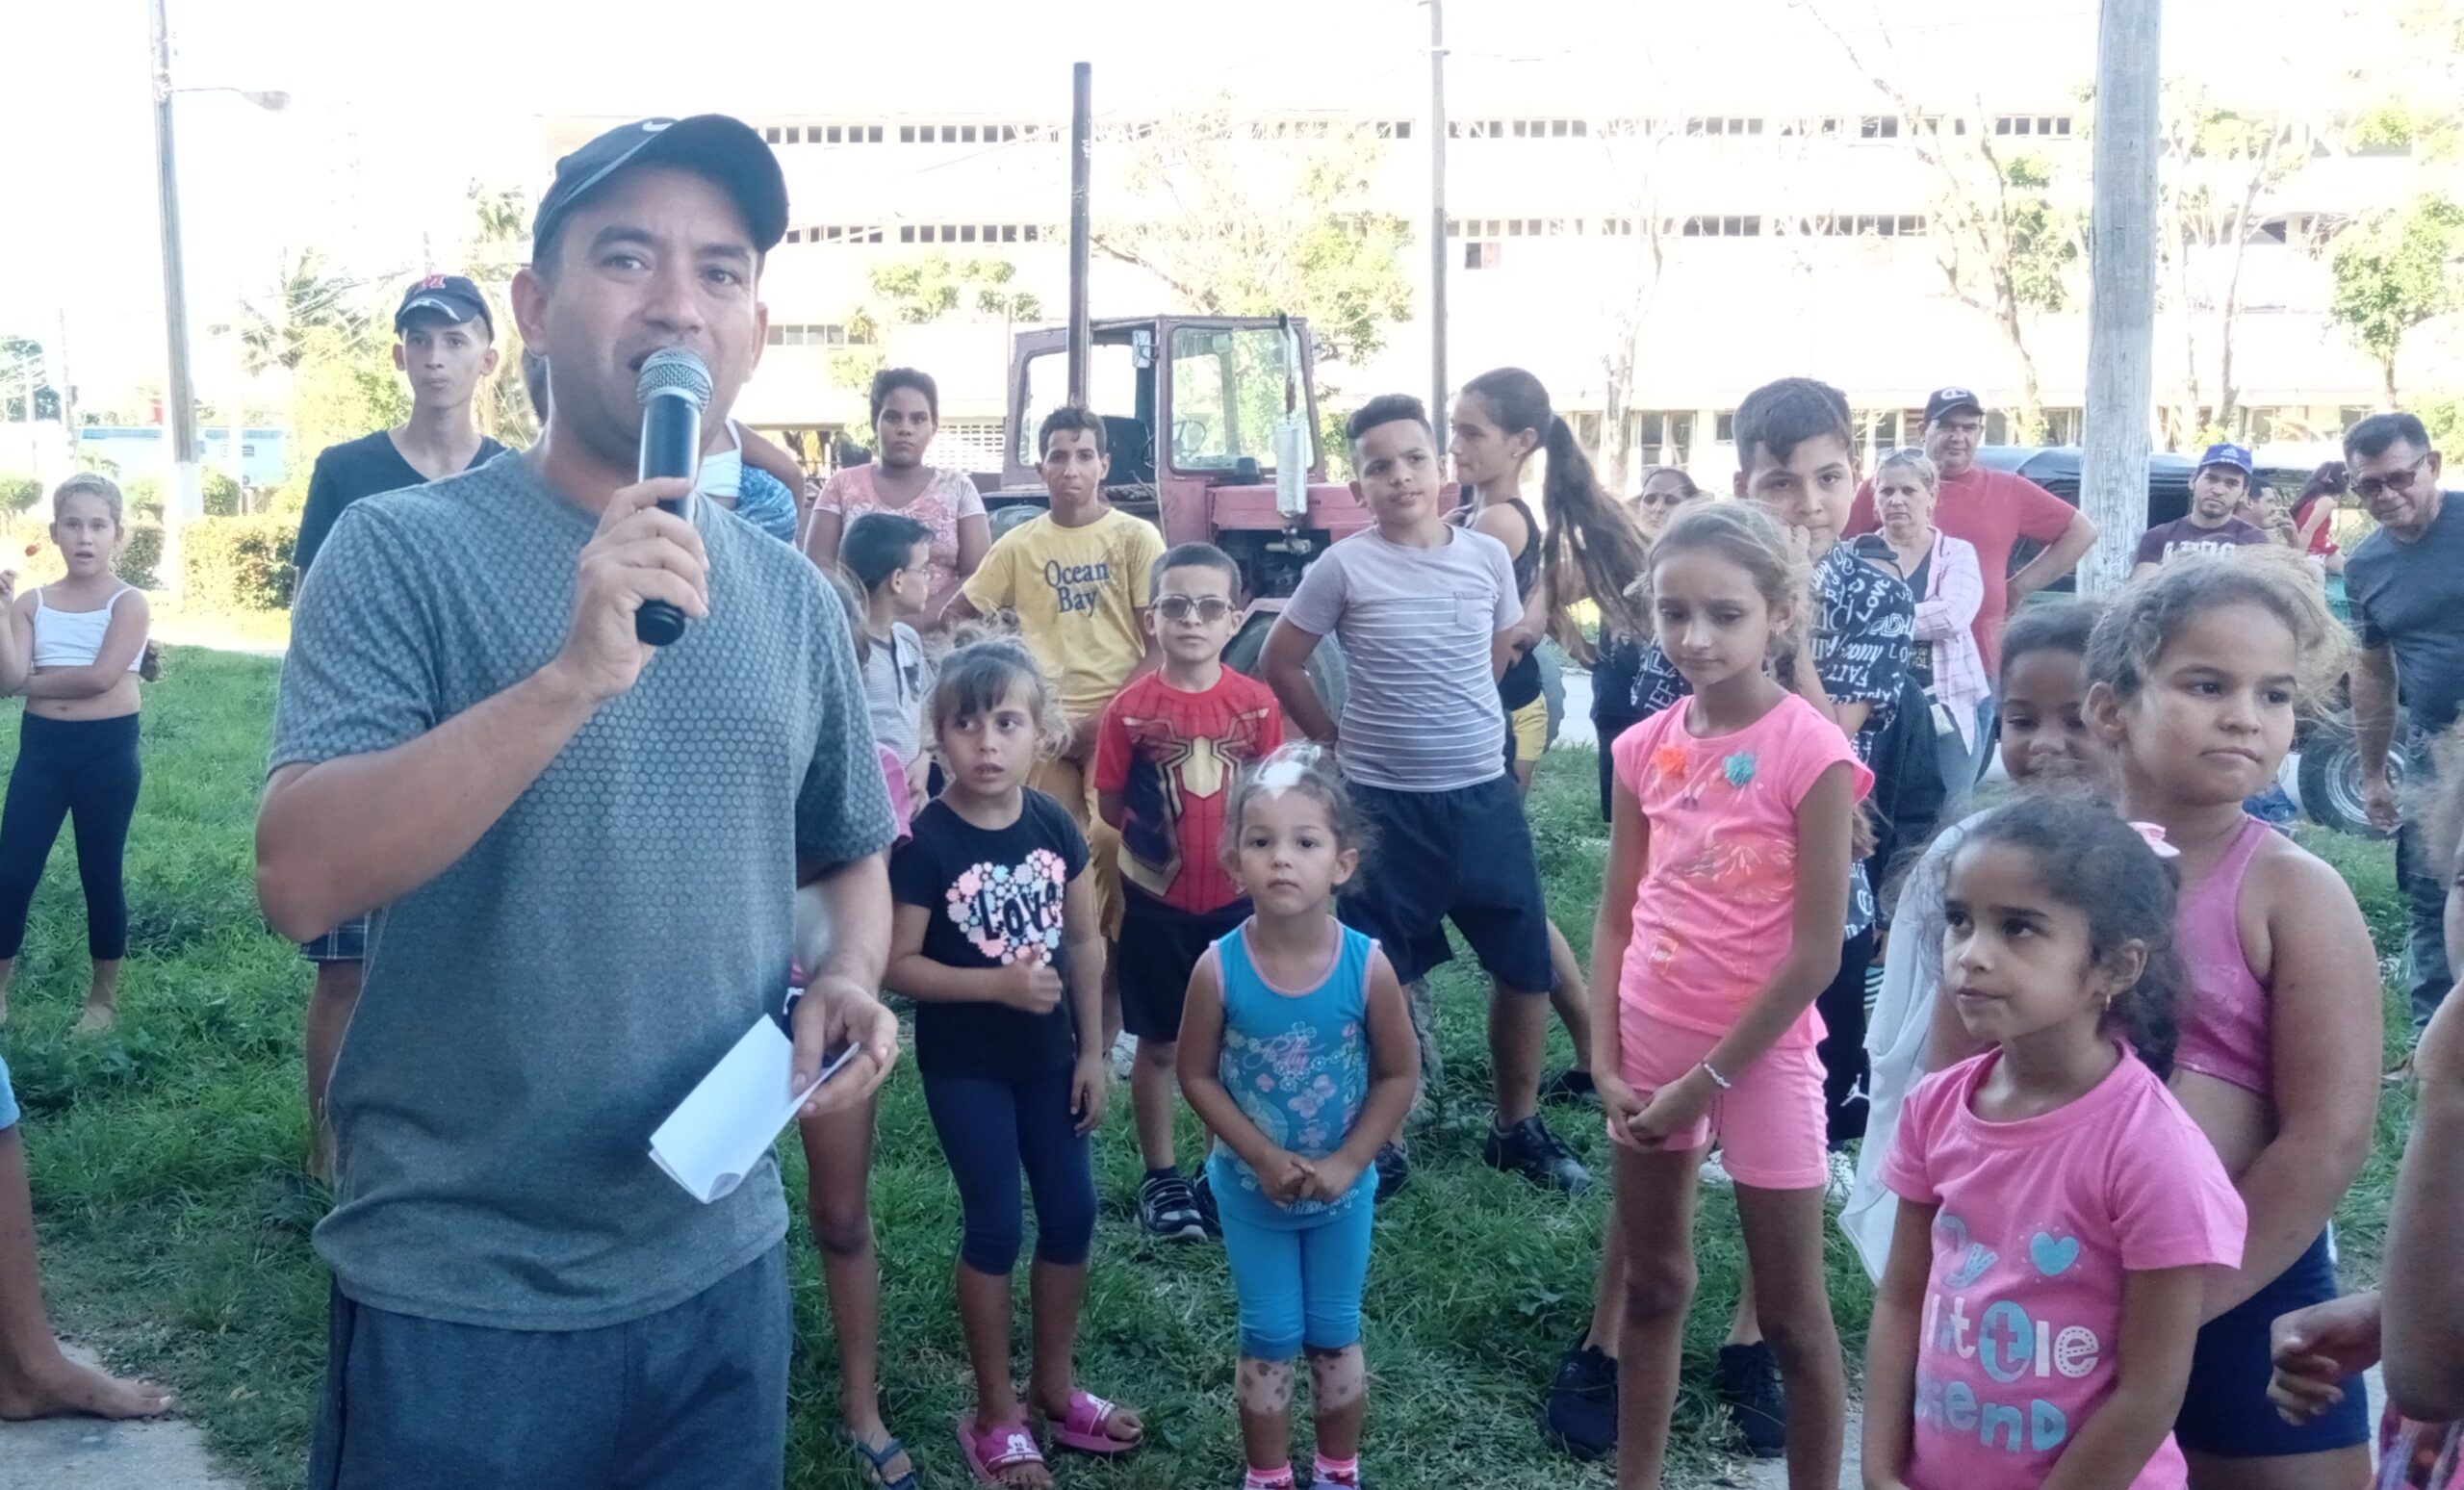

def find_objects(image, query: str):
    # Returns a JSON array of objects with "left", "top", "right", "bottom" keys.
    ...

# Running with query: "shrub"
[
  {"left": 201, "top": 468, "right": 242, "bottom": 518},
  {"left": 0, "top": 475, "right": 39, "bottom": 513},
  {"left": 124, "top": 476, "right": 165, "bottom": 523},
  {"left": 181, "top": 515, "right": 295, "bottom": 612},
  {"left": 116, "top": 522, "right": 164, "bottom": 590}
]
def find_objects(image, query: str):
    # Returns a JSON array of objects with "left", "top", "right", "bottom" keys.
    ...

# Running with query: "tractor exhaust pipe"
[{"left": 1067, "top": 62, "right": 1092, "bottom": 404}]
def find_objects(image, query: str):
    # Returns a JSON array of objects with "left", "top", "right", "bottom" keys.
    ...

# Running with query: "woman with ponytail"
[{"left": 1448, "top": 368, "right": 1656, "bottom": 1107}]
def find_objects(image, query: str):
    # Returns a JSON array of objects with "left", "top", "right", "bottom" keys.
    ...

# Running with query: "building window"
[
  {"left": 1861, "top": 116, "right": 1900, "bottom": 139},
  {"left": 766, "top": 323, "right": 872, "bottom": 348},
  {"left": 1681, "top": 216, "right": 1762, "bottom": 237},
  {"left": 1714, "top": 412, "right": 1737, "bottom": 442},
  {"left": 1464, "top": 241, "right": 1502, "bottom": 270},
  {"left": 2041, "top": 407, "right": 2084, "bottom": 444},
  {"left": 1995, "top": 114, "right": 2075, "bottom": 137}
]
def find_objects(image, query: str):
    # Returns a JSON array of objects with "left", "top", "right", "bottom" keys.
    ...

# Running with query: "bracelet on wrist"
[{"left": 1698, "top": 1059, "right": 1733, "bottom": 1092}]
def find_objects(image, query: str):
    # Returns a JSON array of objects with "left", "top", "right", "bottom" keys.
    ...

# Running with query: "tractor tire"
[
  {"left": 988, "top": 502, "right": 1043, "bottom": 542},
  {"left": 2296, "top": 706, "right": 2406, "bottom": 838},
  {"left": 1225, "top": 613, "right": 1347, "bottom": 729}
]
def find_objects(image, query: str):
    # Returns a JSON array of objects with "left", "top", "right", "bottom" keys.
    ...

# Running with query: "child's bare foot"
[
  {"left": 74, "top": 1002, "right": 115, "bottom": 1036},
  {"left": 0, "top": 1351, "right": 172, "bottom": 1421}
]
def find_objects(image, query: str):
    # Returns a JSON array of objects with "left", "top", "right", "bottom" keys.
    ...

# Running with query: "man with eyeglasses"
[{"left": 2346, "top": 412, "right": 2459, "bottom": 1049}]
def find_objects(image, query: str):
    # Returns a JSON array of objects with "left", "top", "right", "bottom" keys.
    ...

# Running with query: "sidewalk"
[{"left": 0, "top": 1346, "right": 239, "bottom": 1490}]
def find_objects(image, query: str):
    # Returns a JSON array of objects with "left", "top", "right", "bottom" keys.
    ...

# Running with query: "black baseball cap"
[
  {"left": 394, "top": 274, "right": 492, "bottom": 335},
  {"left": 1924, "top": 386, "right": 1986, "bottom": 424},
  {"left": 531, "top": 116, "right": 788, "bottom": 267}
]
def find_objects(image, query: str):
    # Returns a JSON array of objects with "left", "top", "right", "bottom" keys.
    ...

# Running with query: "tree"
[
  {"left": 823, "top": 257, "right": 1040, "bottom": 450},
  {"left": 464, "top": 182, "right": 539, "bottom": 447},
  {"left": 2155, "top": 94, "right": 2310, "bottom": 446},
  {"left": 233, "top": 250, "right": 370, "bottom": 373},
  {"left": 1091, "top": 100, "right": 1413, "bottom": 370},
  {"left": 0, "top": 336, "right": 44, "bottom": 424},
  {"left": 2330, "top": 193, "right": 2464, "bottom": 406},
  {"left": 1810, "top": 7, "right": 2080, "bottom": 439},
  {"left": 1588, "top": 118, "right": 1678, "bottom": 492}
]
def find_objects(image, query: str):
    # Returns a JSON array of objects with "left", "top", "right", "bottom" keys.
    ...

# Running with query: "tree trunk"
[
  {"left": 2079, "top": 0, "right": 2163, "bottom": 598},
  {"left": 2387, "top": 352, "right": 2402, "bottom": 409},
  {"left": 1599, "top": 336, "right": 1636, "bottom": 493},
  {"left": 2216, "top": 175, "right": 2262, "bottom": 434}
]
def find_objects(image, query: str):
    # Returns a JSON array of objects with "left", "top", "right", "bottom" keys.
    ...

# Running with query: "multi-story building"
[{"left": 546, "top": 70, "right": 2446, "bottom": 485}]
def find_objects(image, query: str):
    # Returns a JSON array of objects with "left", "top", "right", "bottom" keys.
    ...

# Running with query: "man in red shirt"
[{"left": 1845, "top": 387, "right": 2097, "bottom": 677}]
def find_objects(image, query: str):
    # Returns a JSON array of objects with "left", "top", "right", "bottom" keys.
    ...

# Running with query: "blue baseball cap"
[{"left": 2197, "top": 442, "right": 2255, "bottom": 476}]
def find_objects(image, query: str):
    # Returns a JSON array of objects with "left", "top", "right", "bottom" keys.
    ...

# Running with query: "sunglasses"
[
  {"left": 2354, "top": 453, "right": 2434, "bottom": 502},
  {"left": 1156, "top": 595, "right": 1234, "bottom": 621}
]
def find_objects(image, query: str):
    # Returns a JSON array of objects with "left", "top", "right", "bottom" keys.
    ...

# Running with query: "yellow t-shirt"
[{"left": 962, "top": 507, "right": 1167, "bottom": 721}]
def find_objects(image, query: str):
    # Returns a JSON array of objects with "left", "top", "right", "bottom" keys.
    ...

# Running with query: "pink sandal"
[
  {"left": 956, "top": 1416, "right": 1045, "bottom": 1486},
  {"left": 1043, "top": 1388, "right": 1142, "bottom": 1455}
]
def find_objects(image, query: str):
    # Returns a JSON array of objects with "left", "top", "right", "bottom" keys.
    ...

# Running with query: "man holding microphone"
[{"left": 256, "top": 116, "right": 896, "bottom": 1488}]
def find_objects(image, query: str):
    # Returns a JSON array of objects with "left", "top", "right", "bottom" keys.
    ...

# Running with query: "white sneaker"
[
  {"left": 1698, "top": 1149, "right": 1734, "bottom": 1189},
  {"left": 1109, "top": 1031, "right": 1137, "bottom": 1080},
  {"left": 1826, "top": 1147, "right": 1858, "bottom": 1201}
]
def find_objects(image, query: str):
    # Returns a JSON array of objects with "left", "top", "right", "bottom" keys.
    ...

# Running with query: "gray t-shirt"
[
  {"left": 1281, "top": 526, "right": 1520, "bottom": 791},
  {"left": 271, "top": 454, "right": 894, "bottom": 1331},
  {"left": 861, "top": 621, "right": 929, "bottom": 764},
  {"left": 2348, "top": 492, "right": 2464, "bottom": 735}
]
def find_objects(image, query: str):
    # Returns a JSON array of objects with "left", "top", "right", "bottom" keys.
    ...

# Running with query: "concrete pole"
[
  {"left": 1427, "top": 0, "right": 1449, "bottom": 422},
  {"left": 2076, "top": 0, "right": 2162, "bottom": 597},
  {"left": 1066, "top": 63, "right": 1091, "bottom": 405},
  {"left": 149, "top": 0, "right": 199, "bottom": 594}
]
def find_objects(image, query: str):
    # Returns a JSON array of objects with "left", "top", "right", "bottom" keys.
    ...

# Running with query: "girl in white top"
[{"left": 0, "top": 475, "right": 150, "bottom": 1032}]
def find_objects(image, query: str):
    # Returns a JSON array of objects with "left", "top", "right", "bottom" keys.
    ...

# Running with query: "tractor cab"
[{"left": 980, "top": 316, "right": 1373, "bottom": 618}]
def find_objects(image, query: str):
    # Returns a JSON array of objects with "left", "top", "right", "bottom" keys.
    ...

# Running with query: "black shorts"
[
  {"left": 1117, "top": 886, "right": 1250, "bottom": 1041},
  {"left": 2174, "top": 1230, "right": 2370, "bottom": 1457},
  {"left": 1339, "top": 775, "right": 1553, "bottom": 992}
]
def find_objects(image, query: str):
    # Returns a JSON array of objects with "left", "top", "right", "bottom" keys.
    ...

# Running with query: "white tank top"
[{"left": 33, "top": 587, "right": 141, "bottom": 672}]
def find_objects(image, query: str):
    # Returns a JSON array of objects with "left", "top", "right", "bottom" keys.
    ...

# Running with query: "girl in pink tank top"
[{"left": 2088, "top": 549, "right": 2382, "bottom": 1484}]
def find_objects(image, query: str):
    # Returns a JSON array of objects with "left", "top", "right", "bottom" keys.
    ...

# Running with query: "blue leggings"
[
  {"left": 1215, "top": 1190, "right": 1375, "bottom": 1361},
  {"left": 921, "top": 1067, "right": 1095, "bottom": 1275}
]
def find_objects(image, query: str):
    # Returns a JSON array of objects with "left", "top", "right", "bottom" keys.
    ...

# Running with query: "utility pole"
[
  {"left": 149, "top": 0, "right": 201, "bottom": 592},
  {"left": 1066, "top": 62, "right": 1092, "bottom": 405},
  {"left": 1427, "top": 0, "right": 1448, "bottom": 421},
  {"left": 2077, "top": 0, "right": 2162, "bottom": 597}
]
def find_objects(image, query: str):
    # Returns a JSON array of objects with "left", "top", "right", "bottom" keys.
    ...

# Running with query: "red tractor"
[{"left": 975, "top": 314, "right": 1372, "bottom": 693}]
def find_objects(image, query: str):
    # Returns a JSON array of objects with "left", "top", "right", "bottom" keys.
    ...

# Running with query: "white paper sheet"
[{"left": 649, "top": 1018, "right": 855, "bottom": 1203}]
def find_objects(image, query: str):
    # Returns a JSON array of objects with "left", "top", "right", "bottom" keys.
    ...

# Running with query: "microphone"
[{"left": 635, "top": 347, "right": 713, "bottom": 646}]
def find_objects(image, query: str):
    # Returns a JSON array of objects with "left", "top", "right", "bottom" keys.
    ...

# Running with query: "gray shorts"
[
  {"left": 300, "top": 914, "right": 369, "bottom": 964},
  {"left": 307, "top": 1245, "right": 789, "bottom": 1490}
]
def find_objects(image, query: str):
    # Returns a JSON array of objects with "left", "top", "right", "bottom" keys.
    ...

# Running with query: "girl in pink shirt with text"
[
  {"left": 1866, "top": 798, "right": 2246, "bottom": 1490},
  {"left": 1593, "top": 501, "right": 1867, "bottom": 1490}
]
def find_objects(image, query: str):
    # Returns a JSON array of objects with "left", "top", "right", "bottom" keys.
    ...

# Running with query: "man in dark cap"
[
  {"left": 291, "top": 272, "right": 509, "bottom": 1185},
  {"left": 259, "top": 116, "right": 897, "bottom": 1489}
]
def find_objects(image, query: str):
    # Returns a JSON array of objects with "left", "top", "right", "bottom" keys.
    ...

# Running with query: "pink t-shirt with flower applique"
[{"left": 1609, "top": 691, "right": 1872, "bottom": 1050}]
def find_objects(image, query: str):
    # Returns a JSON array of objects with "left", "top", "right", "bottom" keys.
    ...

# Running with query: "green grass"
[{"left": 5, "top": 669, "right": 2415, "bottom": 1489}]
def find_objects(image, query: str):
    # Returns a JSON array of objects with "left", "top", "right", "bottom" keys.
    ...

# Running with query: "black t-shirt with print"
[
  {"left": 294, "top": 430, "right": 508, "bottom": 574},
  {"left": 889, "top": 789, "right": 1090, "bottom": 1079}
]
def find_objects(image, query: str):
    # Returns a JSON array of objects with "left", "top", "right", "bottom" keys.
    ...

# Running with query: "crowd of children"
[
  {"left": 2, "top": 343, "right": 2451, "bottom": 1490},
  {"left": 765, "top": 366, "right": 2464, "bottom": 1490}
]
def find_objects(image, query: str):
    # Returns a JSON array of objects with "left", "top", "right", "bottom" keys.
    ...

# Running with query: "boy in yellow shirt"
[{"left": 946, "top": 405, "right": 1164, "bottom": 958}]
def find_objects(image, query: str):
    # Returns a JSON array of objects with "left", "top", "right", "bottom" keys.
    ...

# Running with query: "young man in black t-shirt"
[{"left": 293, "top": 272, "right": 506, "bottom": 1180}]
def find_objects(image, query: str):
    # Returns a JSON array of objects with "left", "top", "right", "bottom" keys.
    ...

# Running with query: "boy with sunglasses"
[{"left": 1094, "top": 543, "right": 1283, "bottom": 1240}]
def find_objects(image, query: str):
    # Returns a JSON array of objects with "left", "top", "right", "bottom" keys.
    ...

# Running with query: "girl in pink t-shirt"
[
  {"left": 1593, "top": 501, "right": 1868, "bottom": 1488},
  {"left": 1867, "top": 797, "right": 2246, "bottom": 1490},
  {"left": 805, "top": 369, "right": 991, "bottom": 623}
]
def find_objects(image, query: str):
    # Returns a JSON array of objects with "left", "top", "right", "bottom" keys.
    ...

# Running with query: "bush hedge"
[
  {"left": 116, "top": 523, "right": 164, "bottom": 590},
  {"left": 181, "top": 515, "right": 295, "bottom": 612}
]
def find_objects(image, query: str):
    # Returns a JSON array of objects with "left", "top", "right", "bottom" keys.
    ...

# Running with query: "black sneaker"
[
  {"left": 1373, "top": 1142, "right": 1411, "bottom": 1200},
  {"left": 1714, "top": 1340, "right": 1787, "bottom": 1458},
  {"left": 1138, "top": 1170, "right": 1206, "bottom": 1242},
  {"left": 1539, "top": 1342, "right": 1616, "bottom": 1460},
  {"left": 1191, "top": 1169, "right": 1221, "bottom": 1234},
  {"left": 1538, "top": 1068, "right": 1597, "bottom": 1106},
  {"left": 1482, "top": 1115, "right": 1593, "bottom": 1195}
]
